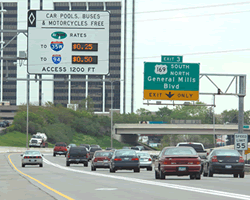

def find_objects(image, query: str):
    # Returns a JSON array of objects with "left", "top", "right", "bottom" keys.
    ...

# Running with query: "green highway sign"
[
  {"left": 144, "top": 62, "right": 200, "bottom": 101},
  {"left": 243, "top": 125, "right": 249, "bottom": 128},
  {"left": 161, "top": 55, "right": 183, "bottom": 63}
]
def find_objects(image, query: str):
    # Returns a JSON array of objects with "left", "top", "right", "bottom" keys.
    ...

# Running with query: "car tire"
[
  {"left": 239, "top": 172, "right": 245, "bottom": 178},
  {"left": 91, "top": 166, "right": 96, "bottom": 171},
  {"left": 159, "top": 170, "right": 165, "bottom": 179},
  {"left": 39, "top": 164, "right": 43, "bottom": 167},
  {"left": 203, "top": 169, "right": 208, "bottom": 177},
  {"left": 110, "top": 167, "right": 115, "bottom": 173},
  {"left": 147, "top": 167, "right": 152, "bottom": 171},
  {"left": 190, "top": 175, "right": 195, "bottom": 179},
  {"left": 53, "top": 153, "right": 56, "bottom": 157},
  {"left": 195, "top": 173, "right": 201, "bottom": 180},
  {"left": 22, "top": 164, "right": 25, "bottom": 167},
  {"left": 66, "top": 162, "right": 70, "bottom": 167},
  {"left": 84, "top": 162, "right": 88, "bottom": 167},
  {"left": 234, "top": 174, "right": 238, "bottom": 178},
  {"left": 155, "top": 170, "right": 160, "bottom": 179},
  {"left": 134, "top": 167, "right": 140, "bottom": 173},
  {"left": 208, "top": 168, "right": 213, "bottom": 177}
]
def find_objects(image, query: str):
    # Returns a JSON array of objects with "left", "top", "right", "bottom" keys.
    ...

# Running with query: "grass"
[
  {"left": 71, "top": 133, "right": 133, "bottom": 149},
  {"left": 0, "top": 131, "right": 132, "bottom": 149},
  {"left": 0, "top": 131, "right": 54, "bottom": 148}
]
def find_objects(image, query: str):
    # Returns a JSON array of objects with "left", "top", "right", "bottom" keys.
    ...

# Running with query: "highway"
[{"left": 2, "top": 153, "right": 250, "bottom": 200}]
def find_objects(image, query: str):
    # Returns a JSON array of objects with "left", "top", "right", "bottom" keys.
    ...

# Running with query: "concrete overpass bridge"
[{"left": 112, "top": 124, "right": 250, "bottom": 144}]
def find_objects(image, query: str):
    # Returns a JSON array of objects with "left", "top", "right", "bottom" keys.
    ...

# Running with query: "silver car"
[
  {"left": 136, "top": 151, "right": 152, "bottom": 171},
  {"left": 21, "top": 150, "right": 44, "bottom": 167}
]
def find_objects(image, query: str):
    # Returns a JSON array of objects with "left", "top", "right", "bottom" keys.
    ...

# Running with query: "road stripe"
[
  {"left": 43, "top": 158, "right": 250, "bottom": 200},
  {"left": 8, "top": 154, "right": 74, "bottom": 200}
]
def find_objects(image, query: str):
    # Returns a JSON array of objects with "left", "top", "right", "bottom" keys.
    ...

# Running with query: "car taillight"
[
  {"left": 24, "top": 156, "right": 27, "bottom": 159},
  {"left": 94, "top": 158, "right": 98, "bottom": 162},
  {"left": 68, "top": 154, "right": 70, "bottom": 158},
  {"left": 207, "top": 152, "right": 209, "bottom": 156},
  {"left": 114, "top": 158, "right": 122, "bottom": 161},
  {"left": 37, "top": 156, "right": 41, "bottom": 159},
  {"left": 86, "top": 153, "right": 89, "bottom": 158},
  {"left": 132, "top": 158, "right": 139, "bottom": 161},
  {"left": 163, "top": 160, "right": 171, "bottom": 165},
  {"left": 148, "top": 158, "right": 152, "bottom": 161},
  {"left": 239, "top": 156, "right": 244, "bottom": 163},
  {"left": 212, "top": 156, "right": 218, "bottom": 162}
]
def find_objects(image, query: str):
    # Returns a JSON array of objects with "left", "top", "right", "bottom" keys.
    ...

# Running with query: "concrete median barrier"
[{"left": 0, "top": 147, "right": 53, "bottom": 153}]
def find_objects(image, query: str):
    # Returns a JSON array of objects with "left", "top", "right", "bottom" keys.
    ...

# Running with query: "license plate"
[
  {"left": 103, "top": 160, "right": 108, "bottom": 162},
  {"left": 178, "top": 167, "right": 186, "bottom": 171},
  {"left": 124, "top": 158, "right": 129, "bottom": 160},
  {"left": 225, "top": 165, "right": 232, "bottom": 169},
  {"left": 76, "top": 159, "right": 80, "bottom": 162}
]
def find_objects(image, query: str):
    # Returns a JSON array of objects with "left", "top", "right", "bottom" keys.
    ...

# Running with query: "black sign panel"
[{"left": 28, "top": 10, "right": 36, "bottom": 27}]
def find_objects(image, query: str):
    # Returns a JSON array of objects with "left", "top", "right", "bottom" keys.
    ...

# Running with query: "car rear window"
[
  {"left": 115, "top": 150, "right": 136, "bottom": 157},
  {"left": 90, "top": 148, "right": 102, "bottom": 152},
  {"left": 164, "top": 147, "right": 197, "bottom": 155},
  {"left": 178, "top": 144, "right": 204, "bottom": 152},
  {"left": 95, "top": 152, "right": 112, "bottom": 157},
  {"left": 55, "top": 143, "right": 66, "bottom": 147},
  {"left": 137, "top": 153, "right": 150, "bottom": 157},
  {"left": 214, "top": 150, "right": 240, "bottom": 156},
  {"left": 25, "top": 151, "right": 40, "bottom": 155},
  {"left": 70, "top": 148, "right": 87, "bottom": 154}
]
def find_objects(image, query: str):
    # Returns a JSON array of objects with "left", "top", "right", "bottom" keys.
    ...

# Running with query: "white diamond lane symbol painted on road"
[
  {"left": 95, "top": 188, "right": 117, "bottom": 191},
  {"left": 29, "top": 12, "right": 35, "bottom": 25}
]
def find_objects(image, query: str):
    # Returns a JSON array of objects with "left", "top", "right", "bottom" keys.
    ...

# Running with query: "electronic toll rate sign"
[{"left": 27, "top": 10, "right": 110, "bottom": 75}]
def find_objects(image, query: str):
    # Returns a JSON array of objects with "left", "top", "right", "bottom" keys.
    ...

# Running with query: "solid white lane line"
[
  {"left": 43, "top": 158, "right": 250, "bottom": 200},
  {"left": 95, "top": 188, "right": 117, "bottom": 191}
]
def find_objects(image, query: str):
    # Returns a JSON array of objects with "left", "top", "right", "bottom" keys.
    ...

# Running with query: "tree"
[
  {"left": 156, "top": 107, "right": 172, "bottom": 118},
  {"left": 221, "top": 109, "right": 238, "bottom": 123},
  {"left": 78, "top": 96, "right": 95, "bottom": 113},
  {"left": 136, "top": 108, "right": 151, "bottom": 116}
]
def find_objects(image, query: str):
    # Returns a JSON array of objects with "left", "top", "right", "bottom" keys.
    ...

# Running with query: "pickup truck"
[
  {"left": 53, "top": 142, "right": 67, "bottom": 157},
  {"left": 176, "top": 142, "right": 208, "bottom": 173}
]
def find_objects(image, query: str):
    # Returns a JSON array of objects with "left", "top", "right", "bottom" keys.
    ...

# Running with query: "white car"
[
  {"left": 21, "top": 150, "right": 44, "bottom": 167},
  {"left": 136, "top": 151, "right": 152, "bottom": 171}
]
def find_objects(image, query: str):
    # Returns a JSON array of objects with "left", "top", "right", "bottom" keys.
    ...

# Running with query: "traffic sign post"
[
  {"left": 144, "top": 62, "right": 200, "bottom": 101},
  {"left": 27, "top": 10, "right": 110, "bottom": 75},
  {"left": 234, "top": 133, "right": 248, "bottom": 150},
  {"left": 161, "top": 55, "right": 183, "bottom": 63}
]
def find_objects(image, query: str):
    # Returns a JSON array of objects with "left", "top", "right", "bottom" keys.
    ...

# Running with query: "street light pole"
[
  {"left": 111, "top": 80, "right": 113, "bottom": 148},
  {"left": 0, "top": 4, "right": 6, "bottom": 102}
]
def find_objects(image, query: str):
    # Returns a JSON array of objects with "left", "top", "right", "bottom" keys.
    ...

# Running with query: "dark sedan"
[
  {"left": 154, "top": 147, "right": 201, "bottom": 180},
  {"left": 80, "top": 144, "right": 90, "bottom": 151},
  {"left": 203, "top": 149, "right": 245, "bottom": 178},
  {"left": 110, "top": 149, "right": 140, "bottom": 173}
]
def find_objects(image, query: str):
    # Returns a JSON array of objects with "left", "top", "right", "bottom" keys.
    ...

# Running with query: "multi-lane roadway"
[{"left": 2, "top": 153, "right": 250, "bottom": 200}]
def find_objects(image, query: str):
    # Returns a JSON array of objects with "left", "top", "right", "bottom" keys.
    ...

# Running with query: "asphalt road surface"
[{"left": 3, "top": 153, "right": 250, "bottom": 200}]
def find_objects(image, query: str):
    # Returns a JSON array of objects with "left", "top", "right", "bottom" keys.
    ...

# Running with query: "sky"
[
  {"left": 8, "top": 0, "right": 250, "bottom": 115},
  {"left": 132, "top": 0, "right": 250, "bottom": 114}
]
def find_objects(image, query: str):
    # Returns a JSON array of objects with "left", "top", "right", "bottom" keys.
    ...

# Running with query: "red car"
[
  {"left": 91, "top": 150, "right": 113, "bottom": 171},
  {"left": 154, "top": 146, "right": 201, "bottom": 180},
  {"left": 53, "top": 142, "right": 67, "bottom": 157}
]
